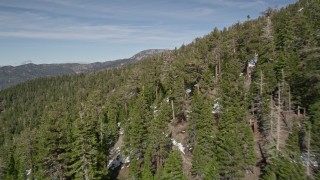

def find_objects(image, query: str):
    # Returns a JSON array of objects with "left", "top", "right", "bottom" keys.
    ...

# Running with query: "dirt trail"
[
  {"left": 244, "top": 78, "right": 297, "bottom": 180},
  {"left": 244, "top": 113, "right": 265, "bottom": 180},
  {"left": 272, "top": 92, "right": 294, "bottom": 150},
  {"left": 168, "top": 118, "right": 193, "bottom": 178},
  {"left": 243, "top": 73, "right": 265, "bottom": 180}
]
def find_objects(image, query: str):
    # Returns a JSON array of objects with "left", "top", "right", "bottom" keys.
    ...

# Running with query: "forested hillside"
[
  {"left": 0, "top": 49, "right": 167, "bottom": 90},
  {"left": 1, "top": 0, "right": 320, "bottom": 179}
]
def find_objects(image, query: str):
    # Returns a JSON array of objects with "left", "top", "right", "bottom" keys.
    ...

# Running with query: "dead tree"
[
  {"left": 214, "top": 48, "right": 221, "bottom": 84},
  {"left": 276, "top": 83, "right": 281, "bottom": 151},
  {"left": 282, "top": 69, "right": 285, "bottom": 91},
  {"left": 171, "top": 99, "right": 175, "bottom": 120},
  {"left": 270, "top": 95, "right": 274, "bottom": 139},
  {"left": 215, "top": 63, "right": 219, "bottom": 83},
  {"left": 257, "top": 70, "right": 266, "bottom": 96},
  {"left": 288, "top": 85, "right": 292, "bottom": 111},
  {"left": 306, "top": 123, "right": 312, "bottom": 177}
]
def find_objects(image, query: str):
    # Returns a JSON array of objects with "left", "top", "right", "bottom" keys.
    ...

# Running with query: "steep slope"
[
  {"left": 0, "top": 49, "right": 168, "bottom": 90},
  {"left": 1, "top": 0, "right": 320, "bottom": 179}
]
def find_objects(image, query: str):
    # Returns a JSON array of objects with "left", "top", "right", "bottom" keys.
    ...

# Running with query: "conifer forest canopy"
[{"left": 0, "top": 0, "right": 320, "bottom": 179}]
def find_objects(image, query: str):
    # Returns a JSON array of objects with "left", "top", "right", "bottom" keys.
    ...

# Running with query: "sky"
[{"left": 0, "top": 0, "right": 297, "bottom": 66}]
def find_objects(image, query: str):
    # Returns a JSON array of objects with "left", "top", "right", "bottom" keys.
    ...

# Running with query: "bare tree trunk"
[
  {"left": 264, "top": 16, "right": 273, "bottom": 41},
  {"left": 252, "top": 101, "right": 255, "bottom": 115},
  {"left": 100, "top": 117, "right": 103, "bottom": 145},
  {"left": 84, "top": 166, "right": 89, "bottom": 180},
  {"left": 142, "top": 85, "right": 145, "bottom": 96},
  {"left": 155, "top": 84, "right": 158, "bottom": 101},
  {"left": 171, "top": 100, "right": 175, "bottom": 120},
  {"left": 288, "top": 85, "right": 291, "bottom": 111},
  {"left": 276, "top": 83, "right": 281, "bottom": 151},
  {"left": 260, "top": 70, "right": 263, "bottom": 96},
  {"left": 270, "top": 95, "right": 274, "bottom": 138},
  {"left": 215, "top": 64, "right": 218, "bottom": 83},
  {"left": 197, "top": 84, "right": 200, "bottom": 94},
  {"left": 307, "top": 124, "right": 311, "bottom": 177},
  {"left": 282, "top": 69, "right": 286, "bottom": 110},
  {"left": 125, "top": 102, "right": 128, "bottom": 117},
  {"left": 282, "top": 69, "right": 285, "bottom": 90},
  {"left": 218, "top": 58, "right": 221, "bottom": 79},
  {"left": 82, "top": 141, "right": 90, "bottom": 180}
]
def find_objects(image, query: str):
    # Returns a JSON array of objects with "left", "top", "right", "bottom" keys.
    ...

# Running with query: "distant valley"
[{"left": 0, "top": 49, "right": 168, "bottom": 90}]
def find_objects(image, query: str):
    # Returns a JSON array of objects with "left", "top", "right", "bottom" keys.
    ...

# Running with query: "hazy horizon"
[{"left": 0, "top": 0, "right": 296, "bottom": 66}]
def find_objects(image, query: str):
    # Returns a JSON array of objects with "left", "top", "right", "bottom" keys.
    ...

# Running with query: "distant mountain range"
[{"left": 0, "top": 49, "right": 168, "bottom": 90}]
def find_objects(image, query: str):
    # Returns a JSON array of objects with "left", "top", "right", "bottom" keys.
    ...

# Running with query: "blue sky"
[{"left": 0, "top": 0, "right": 296, "bottom": 66}]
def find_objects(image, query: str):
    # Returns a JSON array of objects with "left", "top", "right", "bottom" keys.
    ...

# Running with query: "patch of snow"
[
  {"left": 108, "top": 155, "right": 124, "bottom": 170},
  {"left": 301, "top": 152, "right": 318, "bottom": 167},
  {"left": 150, "top": 104, "right": 158, "bottom": 110},
  {"left": 26, "top": 169, "right": 31, "bottom": 176},
  {"left": 248, "top": 53, "right": 258, "bottom": 67},
  {"left": 185, "top": 88, "right": 191, "bottom": 95},
  {"left": 123, "top": 156, "right": 130, "bottom": 163},
  {"left": 163, "top": 132, "right": 169, "bottom": 137},
  {"left": 212, "top": 102, "right": 221, "bottom": 114},
  {"left": 298, "top": 7, "right": 304, "bottom": 12},
  {"left": 171, "top": 139, "right": 185, "bottom": 154},
  {"left": 212, "top": 98, "right": 223, "bottom": 114},
  {"left": 119, "top": 128, "right": 124, "bottom": 135}
]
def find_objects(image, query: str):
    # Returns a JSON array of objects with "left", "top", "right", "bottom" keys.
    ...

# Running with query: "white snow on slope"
[{"left": 171, "top": 139, "right": 185, "bottom": 154}]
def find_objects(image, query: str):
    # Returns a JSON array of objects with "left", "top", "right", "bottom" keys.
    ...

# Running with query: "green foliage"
[
  {"left": 142, "top": 149, "right": 154, "bottom": 180},
  {"left": 126, "top": 94, "right": 151, "bottom": 178},
  {"left": 161, "top": 150, "right": 186, "bottom": 180},
  {"left": 68, "top": 104, "right": 102, "bottom": 179},
  {"left": 191, "top": 97, "right": 217, "bottom": 178},
  {"left": 204, "top": 156, "right": 219, "bottom": 180},
  {"left": 147, "top": 101, "right": 171, "bottom": 174},
  {"left": 0, "top": 1, "right": 319, "bottom": 179},
  {"left": 262, "top": 155, "right": 306, "bottom": 180}
]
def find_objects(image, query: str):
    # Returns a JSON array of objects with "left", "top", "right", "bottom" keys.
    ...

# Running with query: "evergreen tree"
[
  {"left": 14, "top": 128, "right": 38, "bottom": 180},
  {"left": 147, "top": 101, "right": 171, "bottom": 173},
  {"left": 0, "top": 1, "right": 319, "bottom": 178},
  {"left": 191, "top": 99, "right": 217, "bottom": 178},
  {"left": 142, "top": 149, "right": 154, "bottom": 180},
  {"left": 188, "top": 92, "right": 202, "bottom": 149},
  {"left": 161, "top": 150, "right": 186, "bottom": 180},
  {"left": 68, "top": 103, "right": 104, "bottom": 179},
  {"left": 262, "top": 155, "right": 306, "bottom": 180},
  {"left": 203, "top": 156, "right": 219, "bottom": 180},
  {"left": 37, "top": 103, "right": 70, "bottom": 179},
  {"left": 125, "top": 93, "right": 151, "bottom": 179}
]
